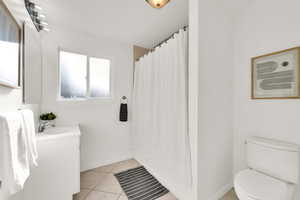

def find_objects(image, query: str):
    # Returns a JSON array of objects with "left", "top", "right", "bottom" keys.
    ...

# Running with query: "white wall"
[
  {"left": 196, "top": 0, "right": 236, "bottom": 199},
  {"left": 233, "top": 0, "right": 300, "bottom": 199},
  {"left": 41, "top": 28, "right": 133, "bottom": 171},
  {"left": 0, "top": 88, "right": 24, "bottom": 111},
  {"left": 0, "top": 87, "right": 39, "bottom": 115},
  {"left": 188, "top": 0, "right": 199, "bottom": 199}
]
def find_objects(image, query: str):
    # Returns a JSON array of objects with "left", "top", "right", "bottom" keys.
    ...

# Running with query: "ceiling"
[{"left": 38, "top": 0, "right": 188, "bottom": 48}]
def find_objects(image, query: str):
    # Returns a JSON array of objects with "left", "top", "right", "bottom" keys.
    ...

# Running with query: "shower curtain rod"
[
  {"left": 152, "top": 25, "right": 188, "bottom": 49},
  {"left": 136, "top": 25, "right": 188, "bottom": 62}
]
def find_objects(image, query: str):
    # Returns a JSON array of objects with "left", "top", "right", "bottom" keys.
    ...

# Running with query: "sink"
[
  {"left": 23, "top": 125, "right": 81, "bottom": 200},
  {"left": 36, "top": 125, "right": 81, "bottom": 141}
]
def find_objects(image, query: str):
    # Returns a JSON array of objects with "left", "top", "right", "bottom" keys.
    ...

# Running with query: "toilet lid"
[{"left": 234, "top": 169, "right": 294, "bottom": 200}]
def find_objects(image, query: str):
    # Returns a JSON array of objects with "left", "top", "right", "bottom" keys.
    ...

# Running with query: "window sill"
[{"left": 57, "top": 96, "right": 113, "bottom": 103}]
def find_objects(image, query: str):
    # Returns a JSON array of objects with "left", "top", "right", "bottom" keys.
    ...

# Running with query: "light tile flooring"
[{"left": 74, "top": 159, "right": 177, "bottom": 200}]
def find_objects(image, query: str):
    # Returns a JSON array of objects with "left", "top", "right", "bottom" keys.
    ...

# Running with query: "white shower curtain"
[{"left": 132, "top": 29, "right": 192, "bottom": 197}]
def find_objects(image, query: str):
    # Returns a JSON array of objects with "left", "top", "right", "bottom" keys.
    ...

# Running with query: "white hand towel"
[
  {"left": 0, "top": 113, "right": 30, "bottom": 195},
  {"left": 20, "top": 109, "right": 38, "bottom": 166}
]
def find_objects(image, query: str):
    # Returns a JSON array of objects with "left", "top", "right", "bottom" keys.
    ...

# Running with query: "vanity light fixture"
[
  {"left": 24, "top": 0, "right": 49, "bottom": 32},
  {"left": 145, "top": 0, "right": 171, "bottom": 9},
  {"left": 25, "top": 0, "right": 42, "bottom": 11}
]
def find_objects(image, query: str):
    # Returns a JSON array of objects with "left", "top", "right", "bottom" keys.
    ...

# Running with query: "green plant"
[{"left": 40, "top": 112, "right": 57, "bottom": 120}]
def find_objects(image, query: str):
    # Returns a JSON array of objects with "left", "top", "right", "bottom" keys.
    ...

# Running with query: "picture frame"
[
  {"left": 0, "top": 1, "right": 22, "bottom": 88},
  {"left": 251, "top": 47, "right": 300, "bottom": 99}
]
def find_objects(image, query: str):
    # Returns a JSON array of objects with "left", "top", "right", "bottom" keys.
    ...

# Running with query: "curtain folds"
[{"left": 132, "top": 29, "right": 192, "bottom": 196}]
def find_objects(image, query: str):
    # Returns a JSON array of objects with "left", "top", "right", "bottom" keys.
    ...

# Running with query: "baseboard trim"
[
  {"left": 80, "top": 155, "right": 132, "bottom": 172},
  {"left": 209, "top": 181, "right": 233, "bottom": 200}
]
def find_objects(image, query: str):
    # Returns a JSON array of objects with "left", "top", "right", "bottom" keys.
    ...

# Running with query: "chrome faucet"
[{"left": 38, "top": 121, "right": 54, "bottom": 133}]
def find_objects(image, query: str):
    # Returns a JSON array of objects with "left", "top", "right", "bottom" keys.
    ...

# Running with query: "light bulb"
[
  {"left": 41, "top": 27, "right": 50, "bottom": 32},
  {"left": 40, "top": 21, "right": 48, "bottom": 26},
  {"left": 34, "top": 4, "right": 42, "bottom": 11},
  {"left": 39, "top": 14, "right": 46, "bottom": 18}
]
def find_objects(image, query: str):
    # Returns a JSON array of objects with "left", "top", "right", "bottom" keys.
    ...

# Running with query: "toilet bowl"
[
  {"left": 234, "top": 169, "right": 295, "bottom": 200},
  {"left": 234, "top": 137, "right": 299, "bottom": 200}
]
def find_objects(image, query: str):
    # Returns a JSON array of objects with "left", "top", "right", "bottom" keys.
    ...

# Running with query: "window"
[
  {"left": 59, "top": 50, "right": 111, "bottom": 99},
  {"left": 89, "top": 57, "right": 110, "bottom": 97}
]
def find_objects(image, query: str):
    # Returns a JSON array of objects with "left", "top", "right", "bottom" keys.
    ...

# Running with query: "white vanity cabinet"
[{"left": 23, "top": 126, "right": 81, "bottom": 200}]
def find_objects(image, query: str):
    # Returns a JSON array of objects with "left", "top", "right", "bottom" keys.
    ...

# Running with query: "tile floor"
[{"left": 74, "top": 159, "right": 178, "bottom": 200}]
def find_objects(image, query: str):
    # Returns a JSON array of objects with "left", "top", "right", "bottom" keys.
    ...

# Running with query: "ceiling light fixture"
[{"left": 145, "top": 0, "right": 170, "bottom": 9}]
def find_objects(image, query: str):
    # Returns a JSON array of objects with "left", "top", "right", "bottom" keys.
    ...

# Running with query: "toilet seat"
[{"left": 234, "top": 169, "right": 295, "bottom": 200}]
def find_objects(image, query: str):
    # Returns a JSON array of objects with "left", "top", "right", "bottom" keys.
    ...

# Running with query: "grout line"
[
  {"left": 91, "top": 188, "right": 121, "bottom": 195},
  {"left": 79, "top": 159, "right": 142, "bottom": 200},
  {"left": 81, "top": 189, "right": 93, "bottom": 200},
  {"left": 92, "top": 171, "right": 112, "bottom": 174},
  {"left": 81, "top": 188, "right": 122, "bottom": 200}
]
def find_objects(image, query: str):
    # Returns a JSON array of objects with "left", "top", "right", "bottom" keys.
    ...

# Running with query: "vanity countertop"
[{"left": 36, "top": 125, "right": 81, "bottom": 141}]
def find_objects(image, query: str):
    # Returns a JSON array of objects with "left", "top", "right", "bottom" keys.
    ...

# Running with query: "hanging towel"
[
  {"left": 0, "top": 112, "right": 30, "bottom": 195},
  {"left": 119, "top": 103, "right": 128, "bottom": 122},
  {"left": 20, "top": 109, "right": 38, "bottom": 167}
]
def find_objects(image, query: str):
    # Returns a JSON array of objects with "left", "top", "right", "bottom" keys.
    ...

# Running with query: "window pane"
[
  {"left": 89, "top": 57, "right": 110, "bottom": 97},
  {"left": 60, "top": 51, "right": 87, "bottom": 98}
]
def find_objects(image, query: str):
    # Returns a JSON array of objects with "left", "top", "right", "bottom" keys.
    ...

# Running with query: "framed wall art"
[{"left": 252, "top": 47, "right": 300, "bottom": 99}]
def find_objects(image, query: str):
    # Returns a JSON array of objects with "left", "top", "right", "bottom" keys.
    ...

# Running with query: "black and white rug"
[{"left": 115, "top": 166, "right": 169, "bottom": 200}]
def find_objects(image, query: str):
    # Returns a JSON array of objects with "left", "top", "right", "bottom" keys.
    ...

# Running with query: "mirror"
[
  {"left": 23, "top": 22, "right": 42, "bottom": 104},
  {"left": 0, "top": 1, "right": 21, "bottom": 88}
]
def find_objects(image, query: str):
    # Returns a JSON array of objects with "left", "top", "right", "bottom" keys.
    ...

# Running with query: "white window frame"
[{"left": 57, "top": 48, "right": 113, "bottom": 101}]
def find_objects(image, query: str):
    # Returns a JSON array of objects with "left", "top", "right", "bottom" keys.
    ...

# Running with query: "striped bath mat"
[{"left": 114, "top": 166, "right": 169, "bottom": 200}]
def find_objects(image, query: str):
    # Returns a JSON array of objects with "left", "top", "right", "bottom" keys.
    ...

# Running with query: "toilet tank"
[{"left": 247, "top": 137, "right": 300, "bottom": 184}]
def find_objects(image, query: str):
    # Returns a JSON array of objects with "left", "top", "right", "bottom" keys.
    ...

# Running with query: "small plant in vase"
[{"left": 39, "top": 112, "right": 57, "bottom": 127}]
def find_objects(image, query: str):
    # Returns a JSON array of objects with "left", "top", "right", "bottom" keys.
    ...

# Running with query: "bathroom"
[{"left": 1, "top": 0, "right": 300, "bottom": 200}]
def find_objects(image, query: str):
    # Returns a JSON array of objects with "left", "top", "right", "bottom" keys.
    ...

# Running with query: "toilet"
[{"left": 234, "top": 137, "right": 300, "bottom": 200}]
